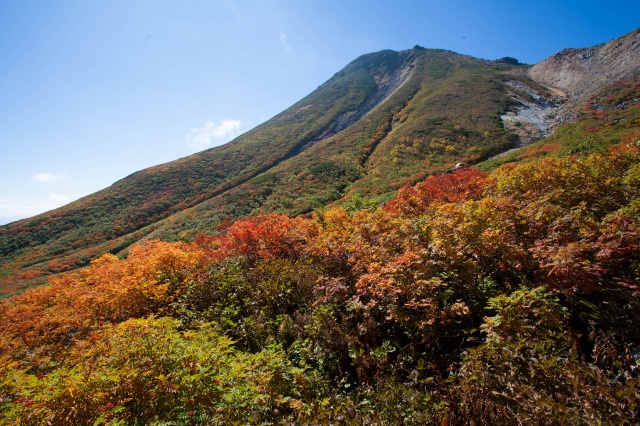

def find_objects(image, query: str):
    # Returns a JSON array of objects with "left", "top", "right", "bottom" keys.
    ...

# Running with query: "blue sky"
[{"left": 1, "top": 0, "right": 638, "bottom": 225}]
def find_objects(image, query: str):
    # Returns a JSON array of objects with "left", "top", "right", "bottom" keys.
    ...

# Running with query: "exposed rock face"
[
  {"left": 500, "top": 80, "right": 564, "bottom": 147},
  {"left": 308, "top": 52, "right": 416, "bottom": 145},
  {"left": 529, "top": 28, "right": 640, "bottom": 111},
  {"left": 496, "top": 27, "right": 640, "bottom": 152}
]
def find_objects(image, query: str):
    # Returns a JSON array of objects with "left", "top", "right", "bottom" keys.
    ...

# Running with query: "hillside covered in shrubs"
[
  {"left": 1, "top": 106, "right": 639, "bottom": 423},
  {"left": 0, "top": 46, "right": 545, "bottom": 295}
]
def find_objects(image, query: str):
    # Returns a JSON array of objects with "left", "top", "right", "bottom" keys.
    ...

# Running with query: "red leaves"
[
  {"left": 196, "top": 213, "right": 307, "bottom": 264},
  {"left": 15, "top": 397, "right": 34, "bottom": 406},
  {"left": 386, "top": 167, "right": 489, "bottom": 215},
  {"left": 1, "top": 129, "right": 639, "bottom": 421}
]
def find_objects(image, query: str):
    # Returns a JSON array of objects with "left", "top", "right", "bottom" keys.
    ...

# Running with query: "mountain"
[
  {"left": 1, "top": 29, "right": 640, "bottom": 424},
  {"left": 530, "top": 27, "right": 640, "bottom": 111},
  {"left": 1, "top": 29, "right": 639, "bottom": 295}
]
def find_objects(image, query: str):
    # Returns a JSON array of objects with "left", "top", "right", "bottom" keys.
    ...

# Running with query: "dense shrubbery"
[
  {"left": 1, "top": 131, "right": 639, "bottom": 424},
  {"left": 0, "top": 48, "right": 533, "bottom": 295}
]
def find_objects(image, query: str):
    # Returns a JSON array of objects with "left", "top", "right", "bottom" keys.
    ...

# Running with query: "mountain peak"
[
  {"left": 1, "top": 31, "right": 639, "bottom": 295},
  {"left": 529, "top": 27, "right": 640, "bottom": 108}
]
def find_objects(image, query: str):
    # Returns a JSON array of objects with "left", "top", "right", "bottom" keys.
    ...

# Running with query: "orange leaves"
[
  {"left": 74, "top": 241, "right": 208, "bottom": 318},
  {"left": 2, "top": 129, "right": 640, "bottom": 419},
  {"left": 488, "top": 138, "right": 640, "bottom": 292},
  {"left": 386, "top": 167, "right": 489, "bottom": 215},
  {"left": 0, "top": 241, "right": 208, "bottom": 359},
  {"left": 196, "top": 213, "right": 308, "bottom": 264}
]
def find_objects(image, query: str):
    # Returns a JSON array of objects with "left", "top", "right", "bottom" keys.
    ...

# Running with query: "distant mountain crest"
[
  {"left": 530, "top": 28, "right": 640, "bottom": 107},
  {"left": 1, "top": 29, "right": 639, "bottom": 295}
]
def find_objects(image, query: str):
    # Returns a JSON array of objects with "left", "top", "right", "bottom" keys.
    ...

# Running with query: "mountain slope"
[
  {"left": 2, "top": 80, "right": 639, "bottom": 422},
  {"left": 1, "top": 29, "right": 639, "bottom": 295},
  {"left": 0, "top": 49, "right": 418, "bottom": 293},
  {"left": 144, "top": 49, "right": 527, "bottom": 242},
  {"left": 530, "top": 27, "right": 640, "bottom": 112}
]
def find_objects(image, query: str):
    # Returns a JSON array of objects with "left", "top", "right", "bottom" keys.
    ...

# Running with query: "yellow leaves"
[
  {"left": 1, "top": 128, "right": 638, "bottom": 423},
  {"left": 0, "top": 240, "right": 210, "bottom": 360},
  {"left": 320, "top": 207, "right": 350, "bottom": 228},
  {"left": 90, "top": 254, "right": 119, "bottom": 267}
]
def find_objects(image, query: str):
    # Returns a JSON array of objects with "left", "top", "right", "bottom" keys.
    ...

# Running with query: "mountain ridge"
[
  {"left": 1, "top": 29, "right": 639, "bottom": 295},
  {"left": 530, "top": 27, "right": 640, "bottom": 112}
]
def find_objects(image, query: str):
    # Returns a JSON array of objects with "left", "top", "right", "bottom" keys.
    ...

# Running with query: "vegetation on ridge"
[
  {"left": 0, "top": 28, "right": 639, "bottom": 421},
  {"left": 1, "top": 113, "right": 639, "bottom": 423},
  {"left": 1, "top": 48, "right": 529, "bottom": 296}
]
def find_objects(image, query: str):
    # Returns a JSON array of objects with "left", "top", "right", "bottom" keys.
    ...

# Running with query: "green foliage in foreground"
[{"left": 1, "top": 317, "right": 317, "bottom": 425}]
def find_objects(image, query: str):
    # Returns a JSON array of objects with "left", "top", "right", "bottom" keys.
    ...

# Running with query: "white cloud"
[
  {"left": 0, "top": 193, "right": 72, "bottom": 222},
  {"left": 0, "top": 203, "right": 57, "bottom": 218},
  {"left": 280, "top": 31, "right": 292, "bottom": 52},
  {"left": 187, "top": 119, "right": 241, "bottom": 149},
  {"left": 32, "top": 172, "right": 67, "bottom": 183},
  {"left": 48, "top": 192, "right": 69, "bottom": 202}
]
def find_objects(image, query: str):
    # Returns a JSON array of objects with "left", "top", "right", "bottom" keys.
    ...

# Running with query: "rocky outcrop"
[
  {"left": 500, "top": 27, "right": 640, "bottom": 151},
  {"left": 530, "top": 28, "right": 640, "bottom": 111},
  {"left": 500, "top": 80, "right": 564, "bottom": 147}
]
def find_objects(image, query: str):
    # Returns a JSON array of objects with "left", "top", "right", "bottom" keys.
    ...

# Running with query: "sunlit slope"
[
  {"left": 2, "top": 35, "right": 637, "bottom": 295},
  {"left": 139, "top": 49, "right": 531, "bottom": 241},
  {"left": 0, "top": 49, "right": 421, "bottom": 291},
  {"left": 0, "top": 48, "right": 417, "bottom": 292}
]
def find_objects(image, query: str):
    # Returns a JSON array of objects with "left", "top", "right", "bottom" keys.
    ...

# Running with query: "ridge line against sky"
[{"left": 1, "top": 0, "right": 639, "bottom": 225}]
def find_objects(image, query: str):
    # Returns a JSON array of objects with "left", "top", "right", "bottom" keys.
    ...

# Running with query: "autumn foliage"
[
  {"left": 195, "top": 213, "right": 308, "bottom": 263},
  {"left": 386, "top": 166, "right": 489, "bottom": 214},
  {"left": 1, "top": 132, "right": 640, "bottom": 424}
]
